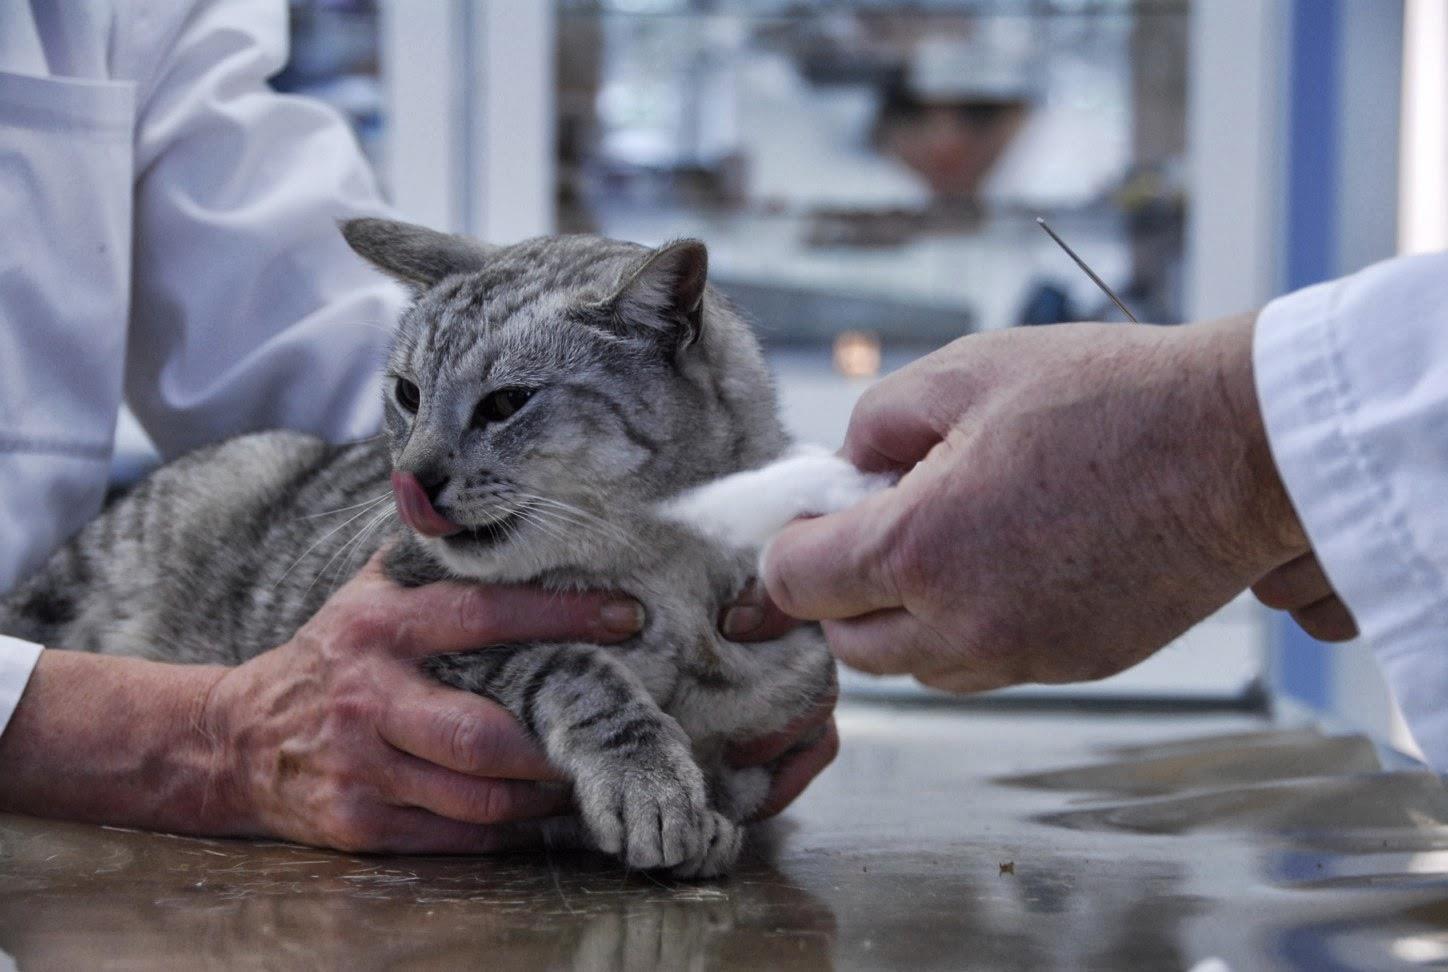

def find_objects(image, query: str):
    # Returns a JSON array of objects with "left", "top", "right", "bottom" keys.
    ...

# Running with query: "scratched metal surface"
[{"left": 2, "top": 705, "right": 1447, "bottom": 970}]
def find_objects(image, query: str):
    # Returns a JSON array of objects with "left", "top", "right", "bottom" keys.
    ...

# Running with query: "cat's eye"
[
  {"left": 474, "top": 387, "right": 535, "bottom": 426},
  {"left": 394, "top": 378, "right": 421, "bottom": 413}
]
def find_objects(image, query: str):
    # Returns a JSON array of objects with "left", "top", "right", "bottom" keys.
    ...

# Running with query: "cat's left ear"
[
  {"left": 611, "top": 239, "right": 708, "bottom": 351},
  {"left": 341, "top": 218, "right": 495, "bottom": 292}
]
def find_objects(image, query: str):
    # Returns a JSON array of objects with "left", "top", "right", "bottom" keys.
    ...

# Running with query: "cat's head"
[{"left": 343, "top": 219, "right": 786, "bottom": 577}]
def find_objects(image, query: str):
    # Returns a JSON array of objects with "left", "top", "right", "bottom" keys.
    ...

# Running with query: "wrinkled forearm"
[{"left": 0, "top": 649, "right": 246, "bottom": 835}]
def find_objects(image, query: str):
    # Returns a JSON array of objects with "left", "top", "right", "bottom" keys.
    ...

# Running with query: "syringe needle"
[{"left": 1035, "top": 216, "right": 1140, "bottom": 323}]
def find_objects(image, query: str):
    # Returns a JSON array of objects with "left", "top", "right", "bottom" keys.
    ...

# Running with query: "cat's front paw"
[
  {"left": 576, "top": 747, "right": 713, "bottom": 872},
  {"left": 671, "top": 811, "right": 743, "bottom": 879}
]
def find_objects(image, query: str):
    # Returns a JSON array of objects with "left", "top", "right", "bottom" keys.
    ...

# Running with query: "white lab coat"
[
  {"left": 0, "top": 0, "right": 404, "bottom": 734},
  {"left": 1255, "top": 252, "right": 1448, "bottom": 770}
]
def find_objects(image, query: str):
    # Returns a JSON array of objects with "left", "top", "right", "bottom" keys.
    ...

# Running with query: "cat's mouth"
[
  {"left": 442, "top": 511, "right": 522, "bottom": 549},
  {"left": 391, "top": 471, "right": 523, "bottom": 547}
]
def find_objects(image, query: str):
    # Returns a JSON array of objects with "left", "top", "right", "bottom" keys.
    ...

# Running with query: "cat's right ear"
[
  {"left": 608, "top": 239, "right": 709, "bottom": 352},
  {"left": 341, "top": 218, "right": 494, "bottom": 291}
]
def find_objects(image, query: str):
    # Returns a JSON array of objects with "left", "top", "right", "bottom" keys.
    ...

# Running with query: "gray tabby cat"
[{"left": 0, "top": 220, "right": 835, "bottom": 877}]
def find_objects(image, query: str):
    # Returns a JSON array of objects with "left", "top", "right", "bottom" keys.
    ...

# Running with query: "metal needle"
[{"left": 1034, "top": 216, "right": 1140, "bottom": 323}]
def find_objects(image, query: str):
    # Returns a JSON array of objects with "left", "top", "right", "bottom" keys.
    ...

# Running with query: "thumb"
[
  {"left": 843, "top": 367, "right": 950, "bottom": 474},
  {"left": 760, "top": 488, "right": 904, "bottom": 621}
]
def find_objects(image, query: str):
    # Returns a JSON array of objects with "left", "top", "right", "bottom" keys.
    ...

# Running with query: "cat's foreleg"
[{"left": 428, "top": 644, "right": 742, "bottom": 877}]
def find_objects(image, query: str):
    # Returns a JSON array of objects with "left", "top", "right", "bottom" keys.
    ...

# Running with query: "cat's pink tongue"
[{"left": 391, "top": 471, "right": 464, "bottom": 538}]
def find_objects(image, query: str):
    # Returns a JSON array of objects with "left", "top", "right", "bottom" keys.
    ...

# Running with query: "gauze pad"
[{"left": 658, "top": 444, "right": 896, "bottom": 551}]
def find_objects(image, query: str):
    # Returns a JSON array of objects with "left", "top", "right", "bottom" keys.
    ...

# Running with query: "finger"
[
  {"left": 843, "top": 368, "right": 950, "bottom": 473},
  {"left": 1292, "top": 595, "right": 1359, "bottom": 642},
  {"left": 824, "top": 610, "right": 1016, "bottom": 693},
  {"left": 1252, "top": 553, "right": 1336, "bottom": 610},
  {"left": 386, "top": 583, "right": 645, "bottom": 657},
  {"left": 817, "top": 608, "right": 951, "bottom": 677},
  {"left": 364, "top": 808, "right": 549, "bottom": 855},
  {"left": 727, "top": 688, "right": 837, "bottom": 767},
  {"left": 382, "top": 750, "right": 571, "bottom": 825},
  {"left": 380, "top": 678, "right": 566, "bottom": 782},
  {"left": 719, "top": 579, "right": 803, "bottom": 642},
  {"left": 750, "top": 721, "right": 840, "bottom": 822},
  {"left": 761, "top": 492, "right": 904, "bottom": 621}
]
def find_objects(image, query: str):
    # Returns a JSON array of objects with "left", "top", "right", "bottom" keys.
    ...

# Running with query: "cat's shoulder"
[{"left": 163, "top": 429, "right": 329, "bottom": 472}]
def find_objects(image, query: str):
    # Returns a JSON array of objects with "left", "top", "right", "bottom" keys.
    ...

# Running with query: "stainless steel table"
[{"left": 2, "top": 704, "right": 1444, "bottom": 970}]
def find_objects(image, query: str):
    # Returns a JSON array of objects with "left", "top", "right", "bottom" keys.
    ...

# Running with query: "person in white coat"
[
  {"left": 762, "top": 253, "right": 1448, "bottom": 770},
  {"left": 0, "top": 1, "right": 831, "bottom": 852}
]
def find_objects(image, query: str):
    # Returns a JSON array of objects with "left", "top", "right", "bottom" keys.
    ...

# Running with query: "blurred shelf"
[{"left": 559, "top": 1, "right": 1189, "bottom": 19}]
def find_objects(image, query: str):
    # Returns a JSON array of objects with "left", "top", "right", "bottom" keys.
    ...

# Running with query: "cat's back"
[{"left": 0, "top": 430, "right": 393, "bottom": 661}]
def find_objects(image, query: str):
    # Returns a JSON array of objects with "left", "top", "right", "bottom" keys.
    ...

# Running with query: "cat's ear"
[
  {"left": 610, "top": 239, "right": 708, "bottom": 350},
  {"left": 341, "top": 218, "right": 494, "bottom": 291}
]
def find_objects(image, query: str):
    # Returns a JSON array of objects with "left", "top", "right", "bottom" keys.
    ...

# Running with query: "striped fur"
[{"left": 0, "top": 225, "right": 834, "bottom": 876}]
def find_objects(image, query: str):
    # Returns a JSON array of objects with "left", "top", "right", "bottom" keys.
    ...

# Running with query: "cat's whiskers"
[
  {"left": 296, "top": 492, "right": 392, "bottom": 520},
  {"left": 509, "top": 490, "right": 643, "bottom": 556},
  {"left": 511, "top": 505, "right": 572, "bottom": 548},
  {"left": 310, "top": 504, "right": 397, "bottom": 596},
  {"left": 333, "top": 508, "right": 396, "bottom": 582},
  {"left": 272, "top": 497, "right": 393, "bottom": 589},
  {"left": 516, "top": 501, "right": 632, "bottom": 555},
  {"left": 509, "top": 495, "right": 588, "bottom": 530},
  {"left": 335, "top": 506, "right": 397, "bottom": 576}
]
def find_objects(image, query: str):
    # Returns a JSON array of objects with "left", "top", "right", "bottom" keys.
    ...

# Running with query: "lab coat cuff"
[
  {"left": 0, "top": 636, "right": 43, "bottom": 740},
  {"left": 1253, "top": 282, "right": 1441, "bottom": 655}
]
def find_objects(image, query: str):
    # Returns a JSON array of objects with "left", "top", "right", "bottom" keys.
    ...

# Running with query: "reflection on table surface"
[{"left": 3, "top": 706, "right": 1446, "bottom": 970}]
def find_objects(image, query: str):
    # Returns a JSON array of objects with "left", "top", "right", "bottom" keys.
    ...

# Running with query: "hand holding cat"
[
  {"left": 717, "top": 579, "right": 838, "bottom": 819},
  {"left": 195, "top": 552, "right": 830, "bottom": 851},
  {"left": 202, "top": 551, "right": 645, "bottom": 853},
  {"left": 762, "top": 315, "right": 1317, "bottom": 692}
]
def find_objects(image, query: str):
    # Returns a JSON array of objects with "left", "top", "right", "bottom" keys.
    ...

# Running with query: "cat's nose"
[{"left": 417, "top": 470, "right": 450, "bottom": 505}]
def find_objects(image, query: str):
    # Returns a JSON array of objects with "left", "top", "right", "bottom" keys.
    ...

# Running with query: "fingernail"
[
  {"left": 600, "top": 599, "right": 646, "bottom": 635},
  {"left": 735, "top": 580, "right": 764, "bottom": 607},
  {"left": 722, "top": 605, "right": 765, "bottom": 639}
]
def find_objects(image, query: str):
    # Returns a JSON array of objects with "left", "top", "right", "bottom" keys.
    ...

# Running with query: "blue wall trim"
[
  {"left": 1275, "top": 0, "right": 1342, "bottom": 711},
  {"left": 1285, "top": 0, "right": 1341, "bottom": 292}
]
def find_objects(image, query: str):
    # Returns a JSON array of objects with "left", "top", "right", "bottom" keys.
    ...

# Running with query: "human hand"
[
  {"left": 716, "top": 580, "right": 836, "bottom": 817},
  {"left": 762, "top": 314, "right": 1310, "bottom": 692},
  {"left": 719, "top": 578, "right": 800, "bottom": 642},
  {"left": 203, "top": 551, "right": 644, "bottom": 853},
  {"left": 726, "top": 687, "right": 838, "bottom": 821},
  {"left": 1251, "top": 552, "right": 1358, "bottom": 641}
]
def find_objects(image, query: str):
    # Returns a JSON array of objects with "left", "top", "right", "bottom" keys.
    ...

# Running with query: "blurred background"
[{"left": 262, "top": 0, "right": 1427, "bottom": 750}]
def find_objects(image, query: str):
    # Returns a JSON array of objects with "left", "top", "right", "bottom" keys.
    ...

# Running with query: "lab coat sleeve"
[
  {"left": 125, "top": 0, "right": 406, "bottom": 457},
  {"left": 1254, "top": 251, "right": 1448, "bottom": 769},
  {"left": 0, "top": 637, "right": 43, "bottom": 741}
]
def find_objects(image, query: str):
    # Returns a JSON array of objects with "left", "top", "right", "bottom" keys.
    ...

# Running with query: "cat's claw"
[{"left": 576, "top": 752, "right": 715, "bottom": 872}]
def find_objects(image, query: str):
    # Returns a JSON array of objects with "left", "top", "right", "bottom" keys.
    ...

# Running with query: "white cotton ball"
[{"left": 658, "top": 444, "right": 896, "bottom": 551}]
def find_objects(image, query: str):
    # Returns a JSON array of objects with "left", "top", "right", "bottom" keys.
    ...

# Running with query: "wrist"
[
  {"left": 1183, "top": 311, "right": 1308, "bottom": 568},
  {"left": 187, "top": 664, "right": 253, "bottom": 835}
]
